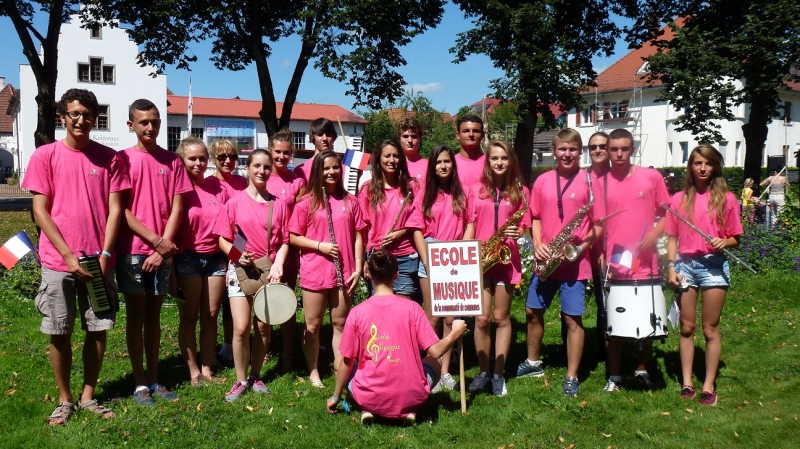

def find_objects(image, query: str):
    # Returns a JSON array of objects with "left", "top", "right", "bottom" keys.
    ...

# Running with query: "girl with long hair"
[
  {"left": 289, "top": 151, "right": 365, "bottom": 387},
  {"left": 410, "top": 144, "right": 474, "bottom": 391},
  {"left": 175, "top": 138, "right": 229, "bottom": 386},
  {"left": 666, "top": 145, "right": 743, "bottom": 406},
  {"left": 218, "top": 150, "right": 290, "bottom": 401},
  {"left": 267, "top": 129, "right": 307, "bottom": 371},
  {"left": 358, "top": 140, "right": 420, "bottom": 299},
  {"left": 468, "top": 140, "right": 530, "bottom": 397}
]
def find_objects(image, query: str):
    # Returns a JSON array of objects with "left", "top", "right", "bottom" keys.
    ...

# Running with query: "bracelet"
[
  {"left": 154, "top": 237, "right": 163, "bottom": 249},
  {"left": 317, "top": 242, "right": 321, "bottom": 251},
  {"left": 667, "top": 262, "right": 676, "bottom": 269},
  {"left": 101, "top": 250, "right": 112, "bottom": 258},
  {"left": 355, "top": 257, "right": 364, "bottom": 261},
  {"left": 330, "top": 395, "right": 340, "bottom": 403}
]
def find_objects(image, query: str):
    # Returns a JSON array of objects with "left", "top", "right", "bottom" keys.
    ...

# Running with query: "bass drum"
[
  {"left": 605, "top": 278, "right": 668, "bottom": 342},
  {"left": 253, "top": 283, "right": 297, "bottom": 325}
]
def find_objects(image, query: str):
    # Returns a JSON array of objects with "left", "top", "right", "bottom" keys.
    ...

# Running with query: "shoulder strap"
[{"left": 266, "top": 200, "right": 273, "bottom": 258}]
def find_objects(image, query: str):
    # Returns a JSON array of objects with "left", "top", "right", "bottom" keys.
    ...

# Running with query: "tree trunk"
[
  {"left": 514, "top": 110, "right": 536, "bottom": 187},
  {"left": 279, "top": 15, "right": 317, "bottom": 132},
  {"left": 742, "top": 99, "right": 770, "bottom": 185}
]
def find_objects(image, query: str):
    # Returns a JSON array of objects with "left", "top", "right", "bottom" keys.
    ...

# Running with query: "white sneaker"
[
  {"left": 440, "top": 373, "right": 457, "bottom": 390},
  {"left": 603, "top": 379, "right": 620, "bottom": 392},
  {"left": 492, "top": 375, "right": 507, "bottom": 397},
  {"left": 468, "top": 373, "right": 490, "bottom": 392}
]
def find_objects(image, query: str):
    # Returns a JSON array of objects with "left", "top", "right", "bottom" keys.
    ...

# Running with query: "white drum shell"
[
  {"left": 253, "top": 284, "right": 297, "bottom": 325},
  {"left": 605, "top": 280, "right": 669, "bottom": 341}
]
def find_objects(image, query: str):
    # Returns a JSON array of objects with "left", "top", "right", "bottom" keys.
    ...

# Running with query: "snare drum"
[
  {"left": 253, "top": 283, "right": 297, "bottom": 325},
  {"left": 605, "top": 278, "right": 669, "bottom": 342}
]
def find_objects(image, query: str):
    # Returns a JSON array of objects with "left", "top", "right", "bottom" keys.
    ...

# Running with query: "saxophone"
[
  {"left": 532, "top": 170, "right": 593, "bottom": 280},
  {"left": 481, "top": 180, "right": 529, "bottom": 273}
]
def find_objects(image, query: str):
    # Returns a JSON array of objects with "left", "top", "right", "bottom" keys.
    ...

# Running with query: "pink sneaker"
[
  {"left": 248, "top": 377, "right": 270, "bottom": 394},
  {"left": 699, "top": 391, "right": 717, "bottom": 406},
  {"left": 224, "top": 380, "right": 248, "bottom": 402}
]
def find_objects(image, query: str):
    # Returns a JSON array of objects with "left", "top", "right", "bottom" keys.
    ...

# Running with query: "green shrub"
[{"left": 0, "top": 258, "right": 41, "bottom": 300}]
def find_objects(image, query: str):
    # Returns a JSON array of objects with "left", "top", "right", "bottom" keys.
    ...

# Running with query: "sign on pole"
[{"left": 427, "top": 240, "right": 484, "bottom": 317}]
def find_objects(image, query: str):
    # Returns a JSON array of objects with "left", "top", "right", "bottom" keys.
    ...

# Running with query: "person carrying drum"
[
  {"left": 597, "top": 129, "right": 669, "bottom": 392},
  {"left": 219, "top": 149, "right": 291, "bottom": 401},
  {"left": 520, "top": 129, "right": 602, "bottom": 397},
  {"left": 666, "top": 145, "right": 743, "bottom": 406},
  {"left": 326, "top": 250, "right": 468, "bottom": 425}
]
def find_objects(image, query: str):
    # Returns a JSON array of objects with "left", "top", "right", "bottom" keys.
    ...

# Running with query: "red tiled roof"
[
  {"left": 167, "top": 95, "right": 367, "bottom": 124},
  {"left": 0, "top": 84, "right": 15, "bottom": 134},
  {"left": 385, "top": 108, "right": 455, "bottom": 123},
  {"left": 472, "top": 97, "right": 502, "bottom": 113}
]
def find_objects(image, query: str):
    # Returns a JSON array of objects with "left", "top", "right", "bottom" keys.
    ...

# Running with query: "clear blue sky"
[{"left": 0, "top": 4, "right": 631, "bottom": 116}]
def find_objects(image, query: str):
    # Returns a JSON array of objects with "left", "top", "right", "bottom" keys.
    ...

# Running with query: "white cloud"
[{"left": 406, "top": 82, "right": 444, "bottom": 94}]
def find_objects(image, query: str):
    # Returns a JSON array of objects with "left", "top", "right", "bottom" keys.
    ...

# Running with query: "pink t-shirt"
[
  {"left": 218, "top": 174, "right": 248, "bottom": 200},
  {"left": 665, "top": 191, "right": 743, "bottom": 256},
  {"left": 22, "top": 141, "right": 130, "bottom": 271},
  {"left": 456, "top": 152, "right": 485, "bottom": 190},
  {"left": 222, "top": 191, "right": 289, "bottom": 261},
  {"left": 358, "top": 181, "right": 418, "bottom": 256},
  {"left": 406, "top": 157, "right": 428, "bottom": 183},
  {"left": 292, "top": 158, "right": 314, "bottom": 184},
  {"left": 178, "top": 177, "right": 230, "bottom": 254},
  {"left": 407, "top": 189, "right": 473, "bottom": 241},
  {"left": 339, "top": 294, "right": 440, "bottom": 419},
  {"left": 116, "top": 146, "right": 193, "bottom": 255},
  {"left": 288, "top": 192, "right": 366, "bottom": 290},
  {"left": 470, "top": 183, "right": 531, "bottom": 284},
  {"left": 595, "top": 166, "right": 669, "bottom": 280},
  {"left": 267, "top": 169, "right": 306, "bottom": 212},
  {"left": 530, "top": 169, "right": 595, "bottom": 281}
]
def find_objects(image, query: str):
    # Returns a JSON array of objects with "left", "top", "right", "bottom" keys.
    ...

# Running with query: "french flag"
[
  {"left": 227, "top": 226, "right": 248, "bottom": 263},
  {"left": 0, "top": 231, "right": 35, "bottom": 269},
  {"left": 343, "top": 149, "right": 370, "bottom": 170}
]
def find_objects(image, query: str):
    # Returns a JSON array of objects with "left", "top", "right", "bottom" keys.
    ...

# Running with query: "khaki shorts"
[{"left": 35, "top": 267, "right": 118, "bottom": 335}]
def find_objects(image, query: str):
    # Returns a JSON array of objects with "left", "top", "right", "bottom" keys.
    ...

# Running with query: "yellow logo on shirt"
[{"left": 365, "top": 323, "right": 401, "bottom": 363}]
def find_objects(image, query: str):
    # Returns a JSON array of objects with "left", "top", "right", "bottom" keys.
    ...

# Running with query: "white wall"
[
  {"left": 569, "top": 86, "right": 800, "bottom": 168},
  {"left": 19, "top": 14, "right": 167, "bottom": 175}
]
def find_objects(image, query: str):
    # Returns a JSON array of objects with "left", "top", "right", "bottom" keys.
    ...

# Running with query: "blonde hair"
[
  {"left": 177, "top": 137, "right": 207, "bottom": 159},
  {"left": 681, "top": 144, "right": 729, "bottom": 226}
]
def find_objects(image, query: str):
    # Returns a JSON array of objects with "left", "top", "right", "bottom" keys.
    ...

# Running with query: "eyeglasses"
[
  {"left": 588, "top": 144, "right": 608, "bottom": 151},
  {"left": 216, "top": 154, "right": 238, "bottom": 161},
  {"left": 64, "top": 111, "right": 94, "bottom": 122}
]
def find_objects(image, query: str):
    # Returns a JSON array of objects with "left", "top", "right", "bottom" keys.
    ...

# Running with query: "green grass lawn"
[{"left": 1, "top": 212, "right": 798, "bottom": 448}]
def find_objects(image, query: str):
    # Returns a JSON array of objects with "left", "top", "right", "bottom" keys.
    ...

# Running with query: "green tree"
[
  {"left": 1, "top": 0, "right": 82, "bottom": 147},
  {"left": 487, "top": 101, "right": 519, "bottom": 142},
  {"left": 361, "top": 110, "right": 396, "bottom": 153},
  {"left": 628, "top": 1, "right": 800, "bottom": 183},
  {"left": 85, "top": 0, "right": 444, "bottom": 135},
  {"left": 451, "top": 0, "right": 636, "bottom": 182}
]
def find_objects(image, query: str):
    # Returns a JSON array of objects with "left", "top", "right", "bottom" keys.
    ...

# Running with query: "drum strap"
[
  {"left": 266, "top": 199, "right": 273, "bottom": 260},
  {"left": 493, "top": 188, "right": 500, "bottom": 231}
]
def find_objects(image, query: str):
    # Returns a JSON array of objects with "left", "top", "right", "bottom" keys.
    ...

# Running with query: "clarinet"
[{"left": 322, "top": 188, "right": 345, "bottom": 291}]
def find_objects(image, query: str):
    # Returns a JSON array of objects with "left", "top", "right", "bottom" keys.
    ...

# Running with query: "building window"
[
  {"left": 90, "top": 27, "right": 101, "bottom": 39},
  {"left": 784, "top": 101, "right": 792, "bottom": 122},
  {"left": 680, "top": 141, "right": 689, "bottom": 163},
  {"left": 95, "top": 105, "right": 110, "bottom": 130},
  {"left": 167, "top": 127, "right": 182, "bottom": 152},
  {"left": 292, "top": 132, "right": 306, "bottom": 149},
  {"left": 77, "top": 58, "right": 115, "bottom": 84},
  {"left": 191, "top": 127, "right": 204, "bottom": 139},
  {"left": 55, "top": 113, "right": 64, "bottom": 129}
]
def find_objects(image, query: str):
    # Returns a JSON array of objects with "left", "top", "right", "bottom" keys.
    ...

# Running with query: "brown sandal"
[
  {"left": 47, "top": 402, "right": 75, "bottom": 426},
  {"left": 78, "top": 399, "right": 115, "bottom": 420}
]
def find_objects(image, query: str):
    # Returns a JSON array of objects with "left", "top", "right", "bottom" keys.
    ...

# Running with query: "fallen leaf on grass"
[
  {"left": 662, "top": 412, "right": 670, "bottom": 416},
  {"left": 44, "top": 393, "right": 54, "bottom": 402},
  {"left": 196, "top": 404, "right": 202, "bottom": 411},
  {"left": 742, "top": 400, "right": 749, "bottom": 405},
  {"left": 395, "top": 435, "right": 404, "bottom": 440},
  {"left": 298, "top": 425, "right": 304, "bottom": 429},
  {"left": 295, "top": 391, "right": 300, "bottom": 398},
  {"left": 759, "top": 402, "right": 763, "bottom": 407},
  {"left": 685, "top": 408, "right": 694, "bottom": 414},
  {"left": 734, "top": 432, "right": 740, "bottom": 437},
  {"left": 602, "top": 433, "right": 612, "bottom": 438},
  {"left": 558, "top": 436, "right": 565, "bottom": 443},
  {"left": 774, "top": 417, "right": 780, "bottom": 421},
  {"left": 580, "top": 401, "right": 588, "bottom": 409},
  {"left": 246, "top": 406, "right": 255, "bottom": 412},
  {"left": 4, "top": 389, "right": 16, "bottom": 396},
  {"left": 268, "top": 407, "right": 273, "bottom": 415},
  {"left": 566, "top": 444, "right": 576, "bottom": 449},
  {"left": 287, "top": 403, "right": 294, "bottom": 407},
  {"left": 706, "top": 427, "right": 712, "bottom": 433},
  {"left": 794, "top": 414, "right": 797, "bottom": 421},
  {"left": 629, "top": 397, "right": 635, "bottom": 403}
]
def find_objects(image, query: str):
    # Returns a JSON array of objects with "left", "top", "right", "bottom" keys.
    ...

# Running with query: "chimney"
[{"left": 0, "top": 77, "right": 5, "bottom": 90}]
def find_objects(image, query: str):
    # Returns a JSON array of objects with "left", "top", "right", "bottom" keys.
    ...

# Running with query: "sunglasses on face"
[
  {"left": 216, "top": 154, "right": 238, "bottom": 161},
  {"left": 588, "top": 144, "right": 608, "bottom": 151}
]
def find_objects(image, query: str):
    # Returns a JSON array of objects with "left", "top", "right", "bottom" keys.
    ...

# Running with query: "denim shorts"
[
  {"left": 677, "top": 253, "right": 730, "bottom": 288},
  {"left": 368, "top": 252, "right": 419, "bottom": 297},
  {"left": 175, "top": 251, "right": 227, "bottom": 279},
  {"left": 35, "top": 267, "right": 118, "bottom": 335},
  {"left": 418, "top": 237, "right": 437, "bottom": 279},
  {"left": 116, "top": 254, "right": 172, "bottom": 296},
  {"left": 525, "top": 276, "right": 587, "bottom": 316}
]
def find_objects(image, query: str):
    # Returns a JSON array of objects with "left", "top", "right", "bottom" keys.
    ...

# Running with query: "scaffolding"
[{"left": 587, "top": 71, "right": 647, "bottom": 165}]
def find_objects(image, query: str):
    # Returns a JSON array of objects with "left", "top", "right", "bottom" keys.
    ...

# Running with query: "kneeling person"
[{"left": 326, "top": 250, "right": 467, "bottom": 424}]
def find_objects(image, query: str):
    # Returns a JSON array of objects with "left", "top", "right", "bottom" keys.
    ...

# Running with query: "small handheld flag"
[
  {"left": 343, "top": 149, "right": 370, "bottom": 170},
  {"left": 227, "top": 226, "right": 248, "bottom": 263},
  {"left": 0, "top": 231, "right": 35, "bottom": 269}
]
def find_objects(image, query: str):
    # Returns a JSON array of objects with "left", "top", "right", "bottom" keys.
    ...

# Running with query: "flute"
[
  {"left": 323, "top": 188, "right": 345, "bottom": 291},
  {"left": 660, "top": 203, "right": 757, "bottom": 274},
  {"left": 383, "top": 190, "right": 413, "bottom": 249}
]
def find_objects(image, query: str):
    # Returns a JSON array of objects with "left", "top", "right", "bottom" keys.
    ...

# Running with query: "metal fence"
[{"left": 0, "top": 170, "right": 31, "bottom": 197}]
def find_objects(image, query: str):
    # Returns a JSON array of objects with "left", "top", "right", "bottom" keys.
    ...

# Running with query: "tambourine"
[{"left": 253, "top": 283, "right": 297, "bottom": 325}]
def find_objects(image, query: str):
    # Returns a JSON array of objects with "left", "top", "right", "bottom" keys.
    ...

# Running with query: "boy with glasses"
[{"left": 23, "top": 88, "right": 130, "bottom": 425}]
